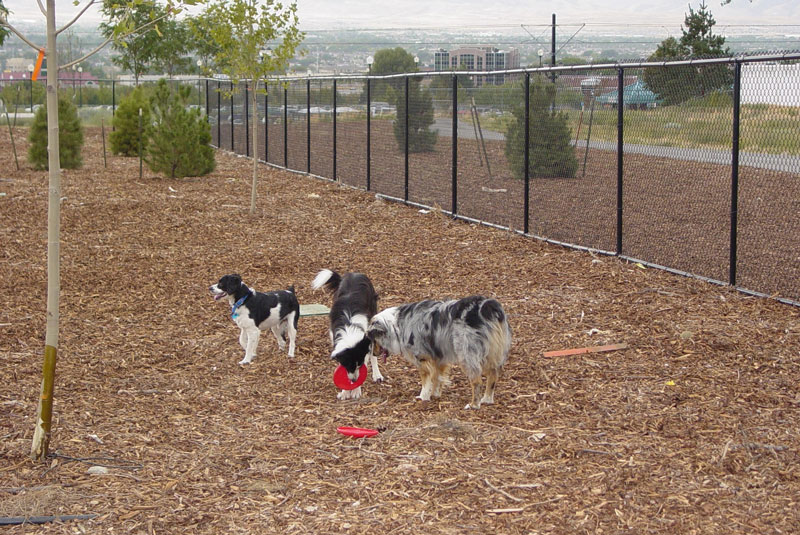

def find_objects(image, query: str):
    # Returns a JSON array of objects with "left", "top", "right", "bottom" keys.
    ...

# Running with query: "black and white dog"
[
  {"left": 367, "top": 296, "right": 512, "bottom": 409},
  {"left": 312, "top": 269, "right": 384, "bottom": 400},
  {"left": 209, "top": 274, "right": 299, "bottom": 364}
]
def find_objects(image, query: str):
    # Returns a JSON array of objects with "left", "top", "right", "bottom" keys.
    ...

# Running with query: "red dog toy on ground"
[
  {"left": 337, "top": 427, "right": 379, "bottom": 438},
  {"left": 333, "top": 364, "right": 367, "bottom": 390}
]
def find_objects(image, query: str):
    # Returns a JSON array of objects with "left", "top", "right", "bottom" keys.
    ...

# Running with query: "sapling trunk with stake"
[
  {"left": 193, "top": 0, "right": 303, "bottom": 216},
  {"left": 1, "top": 0, "right": 204, "bottom": 463}
]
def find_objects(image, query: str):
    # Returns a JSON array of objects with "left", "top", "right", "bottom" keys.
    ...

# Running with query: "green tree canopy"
[
  {"left": 150, "top": 17, "right": 192, "bottom": 76},
  {"left": 191, "top": 0, "right": 303, "bottom": 214},
  {"left": 185, "top": 10, "right": 223, "bottom": 72},
  {"left": 100, "top": 0, "right": 176, "bottom": 84},
  {"left": 643, "top": 1, "right": 732, "bottom": 105},
  {"left": 370, "top": 47, "right": 418, "bottom": 101},
  {"left": 0, "top": 1, "right": 10, "bottom": 45},
  {"left": 367, "top": 47, "right": 437, "bottom": 153}
]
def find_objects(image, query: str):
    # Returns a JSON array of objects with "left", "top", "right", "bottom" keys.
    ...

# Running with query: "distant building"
[
  {"left": 6, "top": 57, "right": 33, "bottom": 72},
  {"left": 433, "top": 46, "right": 520, "bottom": 85}
]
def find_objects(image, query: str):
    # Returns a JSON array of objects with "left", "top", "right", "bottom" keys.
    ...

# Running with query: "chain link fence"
[{"left": 194, "top": 53, "right": 800, "bottom": 305}]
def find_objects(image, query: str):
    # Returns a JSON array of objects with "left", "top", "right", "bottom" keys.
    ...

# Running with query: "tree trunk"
[
  {"left": 249, "top": 79, "right": 259, "bottom": 215},
  {"left": 31, "top": 0, "right": 61, "bottom": 461}
]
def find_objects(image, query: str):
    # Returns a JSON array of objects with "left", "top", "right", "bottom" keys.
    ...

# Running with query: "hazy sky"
[{"left": 4, "top": 0, "right": 800, "bottom": 32}]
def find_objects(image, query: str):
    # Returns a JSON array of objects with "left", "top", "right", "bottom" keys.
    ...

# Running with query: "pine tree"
[
  {"left": 644, "top": 1, "right": 732, "bottom": 105},
  {"left": 145, "top": 79, "right": 215, "bottom": 178},
  {"left": 392, "top": 78, "right": 438, "bottom": 153},
  {"left": 505, "top": 76, "right": 578, "bottom": 179},
  {"left": 28, "top": 95, "right": 83, "bottom": 170},
  {"left": 110, "top": 86, "right": 150, "bottom": 157}
]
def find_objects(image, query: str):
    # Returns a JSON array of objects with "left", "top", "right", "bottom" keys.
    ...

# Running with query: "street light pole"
[
  {"left": 78, "top": 66, "right": 83, "bottom": 107},
  {"left": 28, "top": 64, "right": 34, "bottom": 111}
]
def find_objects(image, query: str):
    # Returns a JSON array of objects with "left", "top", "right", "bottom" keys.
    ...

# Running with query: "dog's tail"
[
  {"left": 311, "top": 269, "right": 341, "bottom": 294},
  {"left": 482, "top": 299, "right": 512, "bottom": 370}
]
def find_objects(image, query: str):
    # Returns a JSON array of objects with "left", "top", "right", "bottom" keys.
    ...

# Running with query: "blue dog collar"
[{"left": 231, "top": 292, "right": 251, "bottom": 320}]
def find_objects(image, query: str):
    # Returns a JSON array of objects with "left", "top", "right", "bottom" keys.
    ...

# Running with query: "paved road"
[{"left": 432, "top": 118, "right": 800, "bottom": 174}]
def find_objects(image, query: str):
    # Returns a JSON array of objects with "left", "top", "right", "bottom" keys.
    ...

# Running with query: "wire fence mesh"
[{"left": 113, "top": 54, "right": 799, "bottom": 305}]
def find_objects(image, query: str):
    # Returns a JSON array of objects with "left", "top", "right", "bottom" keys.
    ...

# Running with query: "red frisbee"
[
  {"left": 333, "top": 364, "right": 367, "bottom": 390},
  {"left": 337, "top": 426, "right": 379, "bottom": 438}
]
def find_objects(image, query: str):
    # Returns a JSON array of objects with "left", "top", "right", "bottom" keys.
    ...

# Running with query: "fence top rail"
[{"left": 196, "top": 51, "right": 800, "bottom": 84}]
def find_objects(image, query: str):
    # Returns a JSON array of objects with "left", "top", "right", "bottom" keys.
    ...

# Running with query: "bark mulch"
[{"left": 1, "top": 127, "right": 799, "bottom": 534}]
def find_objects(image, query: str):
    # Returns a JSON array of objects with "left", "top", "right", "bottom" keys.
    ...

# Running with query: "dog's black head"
[
  {"left": 210, "top": 274, "right": 243, "bottom": 301},
  {"left": 331, "top": 336, "right": 372, "bottom": 376}
]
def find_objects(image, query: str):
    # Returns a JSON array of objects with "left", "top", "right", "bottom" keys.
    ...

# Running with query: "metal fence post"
[
  {"left": 333, "top": 79, "right": 337, "bottom": 181},
  {"left": 284, "top": 86, "right": 288, "bottom": 168},
  {"left": 205, "top": 79, "right": 209, "bottom": 118},
  {"left": 523, "top": 72, "right": 530, "bottom": 235},
  {"left": 404, "top": 75, "right": 409, "bottom": 202},
  {"left": 451, "top": 74, "right": 457, "bottom": 215},
  {"left": 264, "top": 80, "right": 269, "bottom": 162},
  {"left": 111, "top": 80, "right": 116, "bottom": 131},
  {"left": 366, "top": 77, "right": 371, "bottom": 191},
  {"left": 217, "top": 81, "right": 221, "bottom": 148},
  {"left": 616, "top": 67, "right": 624, "bottom": 255},
  {"left": 730, "top": 60, "right": 742, "bottom": 286},
  {"left": 245, "top": 81, "right": 250, "bottom": 158},
  {"left": 230, "top": 82, "right": 234, "bottom": 152},
  {"left": 307, "top": 78, "right": 311, "bottom": 174}
]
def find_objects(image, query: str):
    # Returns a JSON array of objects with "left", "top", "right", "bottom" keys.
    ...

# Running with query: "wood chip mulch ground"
[{"left": 1, "top": 127, "right": 799, "bottom": 534}]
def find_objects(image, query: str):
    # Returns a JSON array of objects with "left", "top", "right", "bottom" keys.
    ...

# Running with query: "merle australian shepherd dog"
[
  {"left": 312, "top": 269, "right": 383, "bottom": 400},
  {"left": 209, "top": 274, "right": 299, "bottom": 365},
  {"left": 367, "top": 296, "right": 512, "bottom": 409}
]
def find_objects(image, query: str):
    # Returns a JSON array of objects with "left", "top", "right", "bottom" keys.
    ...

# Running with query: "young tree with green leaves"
[
  {"left": 192, "top": 0, "right": 303, "bottom": 215},
  {"left": 150, "top": 17, "right": 192, "bottom": 77},
  {"left": 0, "top": 1, "right": 9, "bottom": 44},
  {"left": 100, "top": 1, "right": 174, "bottom": 85},
  {"left": 0, "top": 0, "right": 203, "bottom": 463},
  {"left": 643, "top": 1, "right": 732, "bottom": 105},
  {"left": 186, "top": 10, "right": 223, "bottom": 71}
]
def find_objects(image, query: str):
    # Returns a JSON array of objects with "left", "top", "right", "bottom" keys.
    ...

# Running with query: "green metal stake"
[
  {"left": 138, "top": 108, "right": 143, "bottom": 179},
  {"left": 101, "top": 119, "right": 107, "bottom": 169}
]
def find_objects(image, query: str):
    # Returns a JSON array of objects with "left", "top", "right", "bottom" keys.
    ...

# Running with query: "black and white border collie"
[
  {"left": 312, "top": 269, "right": 383, "bottom": 400},
  {"left": 209, "top": 274, "right": 299, "bottom": 365},
  {"left": 367, "top": 296, "right": 512, "bottom": 409}
]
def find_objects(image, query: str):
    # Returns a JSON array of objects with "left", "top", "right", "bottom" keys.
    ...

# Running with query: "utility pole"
[{"left": 551, "top": 13, "right": 556, "bottom": 83}]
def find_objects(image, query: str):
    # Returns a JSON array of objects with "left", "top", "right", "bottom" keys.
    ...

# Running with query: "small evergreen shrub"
[
  {"left": 391, "top": 80, "right": 438, "bottom": 153},
  {"left": 110, "top": 86, "right": 150, "bottom": 157},
  {"left": 145, "top": 79, "right": 215, "bottom": 178},
  {"left": 505, "top": 76, "right": 578, "bottom": 179},
  {"left": 28, "top": 95, "right": 84, "bottom": 170}
]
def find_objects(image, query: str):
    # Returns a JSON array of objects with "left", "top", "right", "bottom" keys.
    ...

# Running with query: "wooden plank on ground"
[
  {"left": 543, "top": 343, "right": 628, "bottom": 358},
  {"left": 299, "top": 304, "right": 330, "bottom": 317}
]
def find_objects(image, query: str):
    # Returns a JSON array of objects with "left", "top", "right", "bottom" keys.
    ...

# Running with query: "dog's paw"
[
  {"left": 238, "top": 358, "right": 252, "bottom": 365},
  {"left": 337, "top": 389, "right": 351, "bottom": 401},
  {"left": 463, "top": 402, "right": 481, "bottom": 410},
  {"left": 372, "top": 375, "right": 384, "bottom": 384}
]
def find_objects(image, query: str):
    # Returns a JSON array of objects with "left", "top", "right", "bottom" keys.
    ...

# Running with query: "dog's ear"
[{"left": 366, "top": 322, "right": 385, "bottom": 341}]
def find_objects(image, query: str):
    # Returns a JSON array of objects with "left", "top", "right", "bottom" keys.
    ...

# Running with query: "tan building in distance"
[{"left": 434, "top": 46, "right": 520, "bottom": 85}]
